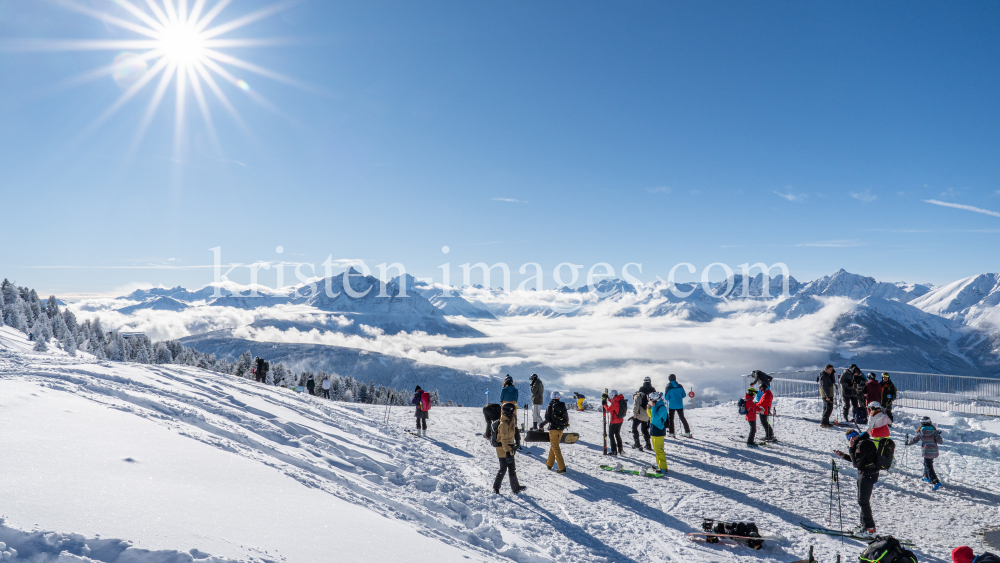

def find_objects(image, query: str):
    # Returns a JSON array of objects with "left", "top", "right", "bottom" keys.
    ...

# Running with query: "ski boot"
[
  {"left": 684, "top": 432, "right": 693, "bottom": 439},
  {"left": 854, "top": 527, "right": 877, "bottom": 539},
  {"left": 512, "top": 485, "right": 527, "bottom": 494},
  {"left": 668, "top": 432, "right": 676, "bottom": 439},
  {"left": 932, "top": 482, "right": 942, "bottom": 491}
]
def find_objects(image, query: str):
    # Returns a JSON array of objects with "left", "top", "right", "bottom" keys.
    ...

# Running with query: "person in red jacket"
[
  {"left": 756, "top": 384, "right": 775, "bottom": 442},
  {"left": 744, "top": 387, "right": 758, "bottom": 447},
  {"left": 864, "top": 373, "right": 882, "bottom": 406},
  {"left": 602, "top": 390, "right": 626, "bottom": 456}
]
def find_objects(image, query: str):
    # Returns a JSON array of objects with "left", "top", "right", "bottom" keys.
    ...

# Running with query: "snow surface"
[{"left": 3, "top": 325, "right": 999, "bottom": 562}]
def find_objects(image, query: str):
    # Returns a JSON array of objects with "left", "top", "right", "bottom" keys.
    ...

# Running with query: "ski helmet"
[
  {"left": 503, "top": 375, "right": 513, "bottom": 387},
  {"left": 550, "top": 391, "right": 561, "bottom": 400},
  {"left": 647, "top": 391, "right": 662, "bottom": 402},
  {"left": 502, "top": 403, "right": 516, "bottom": 417},
  {"left": 867, "top": 372, "right": 877, "bottom": 380},
  {"left": 867, "top": 400, "right": 882, "bottom": 410},
  {"left": 845, "top": 430, "right": 860, "bottom": 442},
  {"left": 643, "top": 376, "right": 651, "bottom": 384},
  {"left": 529, "top": 373, "right": 538, "bottom": 381},
  {"left": 609, "top": 390, "right": 618, "bottom": 398},
  {"left": 747, "top": 387, "right": 757, "bottom": 395},
  {"left": 920, "top": 416, "right": 933, "bottom": 425},
  {"left": 881, "top": 372, "right": 891, "bottom": 380}
]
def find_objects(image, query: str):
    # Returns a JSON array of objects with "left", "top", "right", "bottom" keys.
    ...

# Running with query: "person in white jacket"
[{"left": 321, "top": 377, "right": 331, "bottom": 399}]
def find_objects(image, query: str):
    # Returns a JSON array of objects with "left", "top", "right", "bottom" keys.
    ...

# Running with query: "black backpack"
[
  {"left": 859, "top": 536, "right": 917, "bottom": 563},
  {"left": 854, "top": 408, "right": 869, "bottom": 425},
  {"left": 489, "top": 419, "right": 502, "bottom": 448},
  {"left": 550, "top": 401, "right": 568, "bottom": 429},
  {"left": 875, "top": 437, "right": 896, "bottom": 471},
  {"left": 974, "top": 553, "right": 1000, "bottom": 563},
  {"left": 618, "top": 398, "right": 628, "bottom": 419}
]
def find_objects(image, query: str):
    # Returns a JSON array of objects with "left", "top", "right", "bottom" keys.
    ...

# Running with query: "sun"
[{"left": 6, "top": 0, "right": 311, "bottom": 164}]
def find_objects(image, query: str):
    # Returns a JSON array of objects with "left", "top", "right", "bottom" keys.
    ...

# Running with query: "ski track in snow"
[{"left": 2, "top": 327, "right": 1000, "bottom": 562}]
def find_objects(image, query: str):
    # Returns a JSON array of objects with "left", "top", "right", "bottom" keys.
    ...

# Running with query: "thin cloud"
[
  {"left": 774, "top": 189, "right": 806, "bottom": 202},
  {"left": 646, "top": 187, "right": 671, "bottom": 195},
  {"left": 925, "top": 199, "right": 1000, "bottom": 219},
  {"left": 796, "top": 240, "right": 865, "bottom": 248},
  {"left": 492, "top": 198, "right": 526, "bottom": 203},
  {"left": 850, "top": 190, "right": 877, "bottom": 203}
]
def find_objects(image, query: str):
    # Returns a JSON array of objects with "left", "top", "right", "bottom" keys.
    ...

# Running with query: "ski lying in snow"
[
  {"left": 800, "top": 418, "right": 855, "bottom": 428},
  {"left": 685, "top": 532, "right": 767, "bottom": 549},
  {"left": 798, "top": 523, "right": 914, "bottom": 546},
  {"left": 599, "top": 464, "right": 665, "bottom": 478}
]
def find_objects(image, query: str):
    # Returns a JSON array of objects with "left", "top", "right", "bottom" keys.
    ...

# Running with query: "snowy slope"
[
  {"left": 3, "top": 325, "right": 999, "bottom": 563},
  {"left": 910, "top": 273, "right": 1000, "bottom": 328}
]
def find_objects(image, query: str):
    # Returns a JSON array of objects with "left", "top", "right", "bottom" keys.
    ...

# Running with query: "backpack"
[
  {"left": 618, "top": 398, "right": 628, "bottom": 419},
  {"left": 854, "top": 408, "right": 869, "bottom": 426},
  {"left": 858, "top": 536, "right": 917, "bottom": 563},
  {"left": 489, "top": 419, "right": 502, "bottom": 448},
  {"left": 550, "top": 401, "right": 568, "bottom": 429},
  {"left": 875, "top": 437, "right": 895, "bottom": 470},
  {"left": 633, "top": 392, "right": 646, "bottom": 416},
  {"left": 973, "top": 553, "right": 1000, "bottom": 563},
  {"left": 420, "top": 391, "right": 432, "bottom": 411},
  {"left": 738, "top": 398, "right": 748, "bottom": 416}
]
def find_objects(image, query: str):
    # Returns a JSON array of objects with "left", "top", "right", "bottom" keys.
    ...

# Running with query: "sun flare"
[{"left": 159, "top": 23, "right": 206, "bottom": 66}]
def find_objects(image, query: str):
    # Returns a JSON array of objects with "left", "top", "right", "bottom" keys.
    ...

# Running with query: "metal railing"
[{"left": 741, "top": 368, "right": 1000, "bottom": 417}]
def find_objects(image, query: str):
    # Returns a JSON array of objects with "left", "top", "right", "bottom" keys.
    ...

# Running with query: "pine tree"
[
  {"left": 46, "top": 295, "right": 60, "bottom": 319},
  {"left": 233, "top": 350, "right": 253, "bottom": 378},
  {"left": 155, "top": 342, "right": 173, "bottom": 363},
  {"left": 430, "top": 390, "right": 440, "bottom": 406},
  {"left": 63, "top": 331, "right": 77, "bottom": 356}
]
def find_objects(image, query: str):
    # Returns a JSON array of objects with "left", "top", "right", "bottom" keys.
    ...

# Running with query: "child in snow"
[
  {"left": 866, "top": 401, "right": 891, "bottom": 439},
  {"left": 493, "top": 402, "right": 527, "bottom": 494},
  {"left": 647, "top": 392, "right": 669, "bottom": 473},
  {"left": 743, "top": 387, "right": 758, "bottom": 446},
  {"left": 906, "top": 416, "right": 943, "bottom": 489},
  {"left": 602, "top": 390, "right": 625, "bottom": 455}
]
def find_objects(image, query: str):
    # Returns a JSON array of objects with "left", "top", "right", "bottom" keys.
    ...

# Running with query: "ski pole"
[
  {"left": 602, "top": 388, "right": 608, "bottom": 455},
  {"left": 834, "top": 460, "right": 844, "bottom": 545}
]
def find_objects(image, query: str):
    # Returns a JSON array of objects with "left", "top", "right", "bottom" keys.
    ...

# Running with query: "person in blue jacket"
[
  {"left": 664, "top": 374, "right": 692, "bottom": 438},
  {"left": 499, "top": 375, "right": 521, "bottom": 449},
  {"left": 648, "top": 392, "right": 669, "bottom": 474}
]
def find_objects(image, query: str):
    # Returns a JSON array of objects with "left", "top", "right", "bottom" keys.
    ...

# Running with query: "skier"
[
  {"left": 254, "top": 357, "right": 267, "bottom": 383},
  {"left": 952, "top": 546, "right": 1000, "bottom": 563},
  {"left": 880, "top": 373, "right": 898, "bottom": 421},
  {"left": 631, "top": 385, "right": 652, "bottom": 451},
  {"left": 306, "top": 374, "right": 316, "bottom": 396},
  {"left": 541, "top": 391, "right": 569, "bottom": 473},
  {"left": 412, "top": 385, "right": 430, "bottom": 436},
  {"left": 602, "top": 390, "right": 625, "bottom": 455},
  {"left": 647, "top": 391, "right": 669, "bottom": 473},
  {"left": 834, "top": 430, "right": 881, "bottom": 538},
  {"left": 756, "top": 382, "right": 774, "bottom": 442},
  {"left": 664, "top": 374, "right": 691, "bottom": 438},
  {"left": 906, "top": 416, "right": 943, "bottom": 490},
  {"left": 818, "top": 365, "right": 836, "bottom": 427},
  {"left": 492, "top": 402, "right": 527, "bottom": 494},
  {"left": 864, "top": 373, "right": 882, "bottom": 406},
  {"left": 321, "top": 376, "right": 331, "bottom": 399},
  {"left": 743, "top": 386, "right": 759, "bottom": 447},
  {"left": 529, "top": 374, "right": 544, "bottom": 430},
  {"left": 866, "top": 401, "right": 891, "bottom": 439},
  {"left": 840, "top": 366, "right": 860, "bottom": 422}
]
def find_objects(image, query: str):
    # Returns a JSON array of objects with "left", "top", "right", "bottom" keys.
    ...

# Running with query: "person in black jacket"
[
  {"left": 306, "top": 374, "right": 316, "bottom": 395},
  {"left": 818, "top": 365, "right": 836, "bottom": 427},
  {"left": 631, "top": 377, "right": 656, "bottom": 451},
  {"left": 540, "top": 391, "right": 569, "bottom": 473},
  {"left": 529, "top": 374, "right": 544, "bottom": 430},
  {"left": 840, "top": 367, "right": 860, "bottom": 422},
  {"left": 835, "top": 430, "right": 881, "bottom": 538}
]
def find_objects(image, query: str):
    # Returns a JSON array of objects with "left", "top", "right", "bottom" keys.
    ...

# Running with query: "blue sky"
[{"left": 1, "top": 0, "right": 998, "bottom": 297}]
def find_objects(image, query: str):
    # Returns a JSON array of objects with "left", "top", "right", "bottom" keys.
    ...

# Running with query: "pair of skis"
[{"left": 798, "top": 523, "right": 915, "bottom": 547}]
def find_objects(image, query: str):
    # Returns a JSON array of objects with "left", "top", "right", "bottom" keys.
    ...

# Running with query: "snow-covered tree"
[
  {"left": 233, "top": 350, "right": 253, "bottom": 378},
  {"left": 45, "top": 295, "right": 60, "bottom": 319},
  {"left": 63, "top": 331, "right": 77, "bottom": 356},
  {"left": 155, "top": 342, "right": 173, "bottom": 364}
]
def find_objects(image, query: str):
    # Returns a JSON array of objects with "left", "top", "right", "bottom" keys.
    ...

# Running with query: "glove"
[{"left": 602, "top": 393, "right": 609, "bottom": 400}]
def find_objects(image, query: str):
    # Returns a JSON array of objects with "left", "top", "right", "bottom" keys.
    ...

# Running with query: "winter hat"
[
  {"left": 414, "top": 385, "right": 422, "bottom": 392},
  {"left": 551, "top": 391, "right": 561, "bottom": 400},
  {"left": 609, "top": 390, "right": 618, "bottom": 398},
  {"left": 952, "top": 546, "right": 974, "bottom": 563},
  {"left": 502, "top": 403, "right": 516, "bottom": 417},
  {"left": 647, "top": 391, "right": 662, "bottom": 402},
  {"left": 643, "top": 376, "right": 652, "bottom": 384},
  {"left": 668, "top": 374, "right": 677, "bottom": 382}
]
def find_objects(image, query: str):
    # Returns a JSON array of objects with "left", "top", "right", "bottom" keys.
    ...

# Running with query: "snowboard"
[
  {"left": 798, "top": 523, "right": 914, "bottom": 546},
  {"left": 685, "top": 532, "right": 766, "bottom": 550},
  {"left": 524, "top": 430, "right": 580, "bottom": 444},
  {"left": 599, "top": 464, "right": 666, "bottom": 478}
]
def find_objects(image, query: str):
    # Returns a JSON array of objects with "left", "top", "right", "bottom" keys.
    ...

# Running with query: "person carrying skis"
[
  {"left": 906, "top": 416, "right": 943, "bottom": 490},
  {"left": 647, "top": 391, "right": 669, "bottom": 474},
  {"left": 864, "top": 373, "right": 882, "bottom": 406},
  {"left": 412, "top": 385, "right": 430, "bottom": 436},
  {"left": 952, "top": 546, "right": 1000, "bottom": 563},
  {"left": 306, "top": 374, "right": 316, "bottom": 396},
  {"left": 492, "top": 402, "right": 527, "bottom": 494},
  {"left": 834, "top": 430, "right": 881, "bottom": 538},
  {"left": 743, "top": 386, "right": 759, "bottom": 446},
  {"left": 664, "top": 374, "right": 692, "bottom": 438},
  {"left": 818, "top": 365, "right": 836, "bottom": 427},
  {"left": 631, "top": 382, "right": 652, "bottom": 451},
  {"left": 880, "top": 373, "right": 898, "bottom": 421},
  {"left": 755, "top": 382, "right": 774, "bottom": 442},
  {"left": 321, "top": 376, "right": 331, "bottom": 399},
  {"left": 529, "top": 374, "right": 544, "bottom": 430},
  {"left": 541, "top": 391, "right": 569, "bottom": 473},
  {"left": 840, "top": 366, "right": 860, "bottom": 422},
  {"left": 866, "top": 401, "right": 891, "bottom": 439},
  {"left": 602, "top": 390, "right": 626, "bottom": 455}
]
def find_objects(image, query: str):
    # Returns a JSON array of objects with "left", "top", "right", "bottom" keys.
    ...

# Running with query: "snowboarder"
[
  {"left": 952, "top": 546, "right": 1000, "bottom": 563},
  {"left": 664, "top": 374, "right": 691, "bottom": 438},
  {"left": 321, "top": 376, "right": 331, "bottom": 399},
  {"left": 743, "top": 387, "right": 758, "bottom": 446},
  {"left": 412, "top": 385, "right": 430, "bottom": 436},
  {"left": 834, "top": 430, "right": 881, "bottom": 538},
  {"left": 306, "top": 374, "right": 316, "bottom": 396},
  {"left": 492, "top": 402, "right": 527, "bottom": 494},
  {"left": 573, "top": 392, "right": 586, "bottom": 411},
  {"left": 906, "top": 416, "right": 943, "bottom": 490},
  {"left": 756, "top": 382, "right": 774, "bottom": 442},
  {"left": 880, "top": 373, "right": 898, "bottom": 421},
  {"left": 817, "top": 365, "right": 836, "bottom": 427},
  {"left": 840, "top": 366, "right": 860, "bottom": 422},
  {"left": 866, "top": 401, "right": 891, "bottom": 439},
  {"left": 529, "top": 374, "right": 544, "bottom": 430},
  {"left": 648, "top": 391, "right": 669, "bottom": 473},
  {"left": 631, "top": 388, "right": 652, "bottom": 451},
  {"left": 541, "top": 391, "right": 569, "bottom": 473},
  {"left": 864, "top": 373, "right": 881, "bottom": 406},
  {"left": 602, "top": 390, "right": 626, "bottom": 455}
]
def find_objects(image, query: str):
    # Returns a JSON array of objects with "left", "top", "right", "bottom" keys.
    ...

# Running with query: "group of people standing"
[{"left": 819, "top": 364, "right": 898, "bottom": 427}]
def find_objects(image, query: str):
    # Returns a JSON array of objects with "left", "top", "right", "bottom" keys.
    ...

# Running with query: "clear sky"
[{"left": 1, "top": 0, "right": 998, "bottom": 298}]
